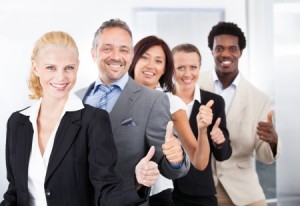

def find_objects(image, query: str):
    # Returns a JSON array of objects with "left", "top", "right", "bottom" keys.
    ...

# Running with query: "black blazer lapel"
[{"left": 45, "top": 110, "right": 81, "bottom": 183}]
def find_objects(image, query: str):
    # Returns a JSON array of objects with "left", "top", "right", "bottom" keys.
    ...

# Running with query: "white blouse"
[{"left": 20, "top": 94, "right": 84, "bottom": 206}]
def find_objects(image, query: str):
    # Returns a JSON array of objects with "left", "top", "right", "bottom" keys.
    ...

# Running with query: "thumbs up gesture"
[
  {"left": 135, "top": 146, "right": 159, "bottom": 187},
  {"left": 210, "top": 117, "right": 225, "bottom": 147},
  {"left": 197, "top": 100, "right": 214, "bottom": 130},
  {"left": 162, "top": 121, "right": 184, "bottom": 165},
  {"left": 256, "top": 111, "right": 278, "bottom": 146}
]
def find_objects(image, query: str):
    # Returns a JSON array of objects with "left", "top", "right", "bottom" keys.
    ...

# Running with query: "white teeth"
[
  {"left": 222, "top": 60, "right": 231, "bottom": 65},
  {"left": 52, "top": 83, "right": 67, "bottom": 88},
  {"left": 108, "top": 63, "right": 123, "bottom": 67},
  {"left": 143, "top": 71, "right": 155, "bottom": 76},
  {"left": 183, "top": 79, "right": 192, "bottom": 83}
]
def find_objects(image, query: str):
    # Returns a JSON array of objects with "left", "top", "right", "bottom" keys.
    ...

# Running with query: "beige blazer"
[{"left": 199, "top": 70, "right": 281, "bottom": 206}]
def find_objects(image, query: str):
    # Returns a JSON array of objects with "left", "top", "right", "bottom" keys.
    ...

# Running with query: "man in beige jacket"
[{"left": 199, "top": 22, "right": 281, "bottom": 206}]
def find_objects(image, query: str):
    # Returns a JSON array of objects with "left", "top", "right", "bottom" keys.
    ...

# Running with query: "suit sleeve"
[
  {"left": 145, "top": 93, "right": 190, "bottom": 179},
  {"left": 87, "top": 108, "right": 147, "bottom": 206},
  {"left": 1, "top": 114, "right": 18, "bottom": 206},
  {"left": 210, "top": 95, "right": 232, "bottom": 161}
]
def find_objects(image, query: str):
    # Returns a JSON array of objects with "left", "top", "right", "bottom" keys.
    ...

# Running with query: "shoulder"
[
  {"left": 200, "top": 89, "right": 224, "bottom": 104},
  {"left": 75, "top": 82, "right": 95, "bottom": 99},
  {"left": 6, "top": 107, "right": 30, "bottom": 127},
  {"left": 128, "top": 78, "right": 167, "bottom": 99},
  {"left": 240, "top": 76, "right": 270, "bottom": 102},
  {"left": 82, "top": 104, "right": 109, "bottom": 118}
]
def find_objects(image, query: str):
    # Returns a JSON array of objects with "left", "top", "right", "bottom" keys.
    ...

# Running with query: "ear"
[
  {"left": 240, "top": 50, "right": 243, "bottom": 57},
  {"left": 31, "top": 60, "right": 39, "bottom": 77},
  {"left": 91, "top": 47, "right": 96, "bottom": 61}
]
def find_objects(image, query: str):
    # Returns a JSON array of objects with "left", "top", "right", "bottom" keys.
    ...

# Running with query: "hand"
[
  {"left": 162, "top": 121, "right": 183, "bottom": 165},
  {"left": 257, "top": 111, "right": 278, "bottom": 146},
  {"left": 135, "top": 146, "right": 159, "bottom": 188},
  {"left": 210, "top": 117, "right": 225, "bottom": 147},
  {"left": 197, "top": 100, "right": 214, "bottom": 130}
]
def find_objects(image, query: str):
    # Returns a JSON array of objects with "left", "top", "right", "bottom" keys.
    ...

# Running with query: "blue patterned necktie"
[{"left": 97, "top": 84, "right": 115, "bottom": 110}]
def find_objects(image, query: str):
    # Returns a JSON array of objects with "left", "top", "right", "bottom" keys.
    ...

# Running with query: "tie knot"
[
  {"left": 97, "top": 84, "right": 115, "bottom": 95},
  {"left": 96, "top": 84, "right": 116, "bottom": 110}
]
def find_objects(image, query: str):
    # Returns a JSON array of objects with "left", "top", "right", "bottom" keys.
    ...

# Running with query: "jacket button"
[{"left": 45, "top": 189, "right": 52, "bottom": 197}]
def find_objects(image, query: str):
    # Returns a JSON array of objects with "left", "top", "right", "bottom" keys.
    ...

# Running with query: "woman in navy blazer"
[{"left": 1, "top": 31, "right": 156, "bottom": 206}]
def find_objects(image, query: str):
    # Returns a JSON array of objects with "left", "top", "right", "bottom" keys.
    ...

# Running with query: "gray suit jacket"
[
  {"left": 199, "top": 70, "right": 281, "bottom": 205},
  {"left": 77, "top": 77, "right": 189, "bottom": 205}
]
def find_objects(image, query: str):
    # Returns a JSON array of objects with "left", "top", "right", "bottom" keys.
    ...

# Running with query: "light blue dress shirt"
[
  {"left": 212, "top": 70, "right": 240, "bottom": 114},
  {"left": 84, "top": 73, "right": 129, "bottom": 113}
]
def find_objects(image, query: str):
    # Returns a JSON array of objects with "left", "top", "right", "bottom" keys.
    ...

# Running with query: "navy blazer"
[
  {"left": 173, "top": 89, "right": 232, "bottom": 199},
  {"left": 1, "top": 104, "right": 146, "bottom": 206}
]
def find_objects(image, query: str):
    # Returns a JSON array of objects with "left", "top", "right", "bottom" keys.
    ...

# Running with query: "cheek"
[
  {"left": 173, "top": 72, "right": 181, "bottom": 81},
  {"left": 156, "top": 67, "right": 165, "bottom": 79},
  {"left": 192, "top": 72, "right": 199, "bottom": 80},
  {"left": 135, "top": 61, "right": 145, "bottom": 73}
]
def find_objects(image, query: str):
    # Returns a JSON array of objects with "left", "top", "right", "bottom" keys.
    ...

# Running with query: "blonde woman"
[{"left": 1, "top": 31, "right": 158, "bottom": 206}]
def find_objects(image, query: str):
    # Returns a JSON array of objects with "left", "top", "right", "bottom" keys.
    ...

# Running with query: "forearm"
[{"left": 193, "top": 128, "right": 210, "bottom": 170}]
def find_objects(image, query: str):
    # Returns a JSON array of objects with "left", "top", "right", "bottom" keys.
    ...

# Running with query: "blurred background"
[{"left": 0, "top": 0, "right": 299, "bottom": 205}]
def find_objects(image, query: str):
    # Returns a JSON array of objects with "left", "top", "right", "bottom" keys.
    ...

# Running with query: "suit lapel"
[
  {"left": 45, "top": 110, "right": 81, "bottom": 183},
  {"left": 189, "top": 100, "right": 200, "bottom": 138},
  {"left": 227, "top": 76, "right": 247, "bottom": 121},
  {"left": 200, "top": 70, "right": 247, "bottom": 122},
  {"left": 109, "top": 78, "right": 141, "bottom": 132}
]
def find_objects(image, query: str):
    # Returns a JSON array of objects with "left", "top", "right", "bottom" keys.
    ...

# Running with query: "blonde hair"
[{"left": 28, "top": 31, "right": 79, "bottom": 99}]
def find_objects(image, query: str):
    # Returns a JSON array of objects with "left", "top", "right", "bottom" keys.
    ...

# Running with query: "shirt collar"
[
  {"left": 93, "top": 73, "right": 129, "bottom": 93},
  {"left": 20, "top": 93, "right": 84, "bottom": 119},
  {"left": 193, "top": 84, "right": 201, "bottom": 103},
  {"left": 212, "top": 69, "right": 240, "bottom": 89}
]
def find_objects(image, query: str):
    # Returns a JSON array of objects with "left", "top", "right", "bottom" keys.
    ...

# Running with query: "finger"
[
  {"left": 165, "top": 121, "right": 174, "bottom": 142},
  {"left": 213, "top": 117, "right": 221, "bottom": 129},
  {"left": 143, "top": 146, "right": 155, "bottom": 162},
  {"left": 206, "top": 100, "right": 214, "bottom": 108},
  {"left": 267, "top": 111, "right": 273, "bottom": 124}
]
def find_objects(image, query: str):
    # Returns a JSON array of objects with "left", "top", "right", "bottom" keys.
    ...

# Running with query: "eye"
[
  {"left": 120, "top": 48, "right": 129, "bottom": 54},
  {"left": 65, "top": 66, "right": 75, "bottom": 71},
  {"left": 102, "top": 47, "right": 112, "bottom": 53},
  {"left": 215, "top": 47, "right": 223, "bottom": 52},
  {"left": 46, "top": 65, "right": 55, "bottom": 70},
  {"left": 229, "top": 47, "right": 238, "bottom": 52},
  {"left": 140, "top": 55, "right": 148, "bottom": 61},
  {"left": 191, "top": 66, "right": 198, "bottom": 70},
  {"left": 176, "top": 66, "right": 184, "bottom": 71},
  {"left": 155, "top": 59, "right": 163, "bottom": 64}
]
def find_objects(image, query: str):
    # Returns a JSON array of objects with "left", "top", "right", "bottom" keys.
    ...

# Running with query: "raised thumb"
[
  {"left": 165, "top": 121, "right": 174, "bottom": 142},
  {"left": 143, "top": 146, "right": 155, "bottom": 162}
]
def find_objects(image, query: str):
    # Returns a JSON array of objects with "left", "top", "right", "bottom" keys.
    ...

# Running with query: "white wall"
[{"left": 0, "top": 0, "right": 247, "bottom": 196}]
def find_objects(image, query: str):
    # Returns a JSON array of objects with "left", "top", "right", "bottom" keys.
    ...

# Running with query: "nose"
[
  {"left": 221, "top": 48, "right": 231, "bottom": 57},
  {"left": 110, "top": 48, "right": 121, "bottom": 60},
  {"left": 146, "top": 59, "right": 155, "bottom": 69},
  {"left": 183, "top": 68, "right": 191, "bottom": 77},
  {"left": 56, "top": 69, "right": 65, "bottom": 81}
]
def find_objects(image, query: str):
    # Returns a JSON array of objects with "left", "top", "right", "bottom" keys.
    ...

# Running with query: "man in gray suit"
[{"left": 77, "top": 19, "right": 189, "bottom": 205}]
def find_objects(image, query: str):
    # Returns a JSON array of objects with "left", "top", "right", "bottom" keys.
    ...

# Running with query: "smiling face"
[
  {"left": 212, "top": 34, "right": 242, "bottom": 77},
  {"left": 91, "top": 27, "right": 133, "bottom": 85},
  {"left": 134, "top": 45, "right": 166, "bottom": 89},
  {"left": 32, "top": 45, "right": 79, "bottom": 101},
  {"left": 173, "top": 51, "right": 201, "bottom": 92}
]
